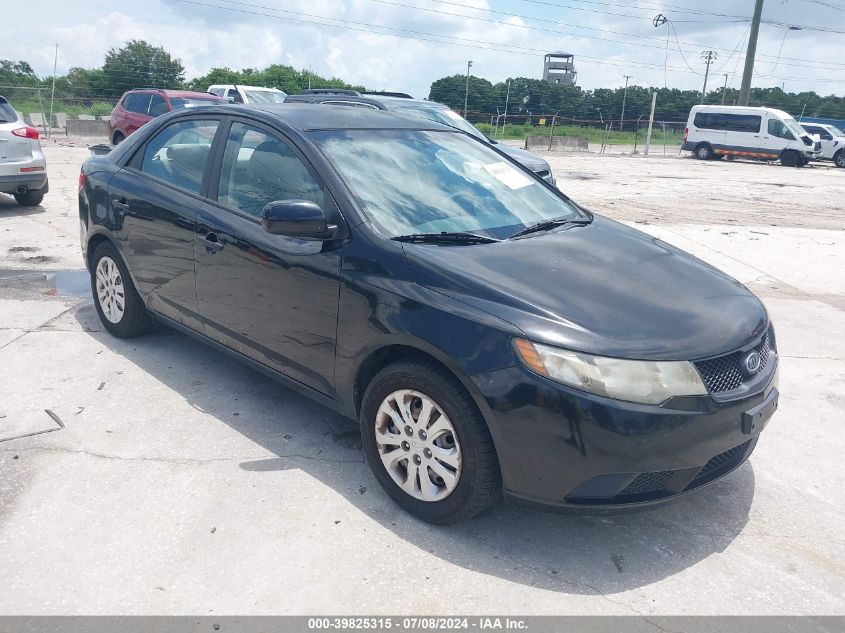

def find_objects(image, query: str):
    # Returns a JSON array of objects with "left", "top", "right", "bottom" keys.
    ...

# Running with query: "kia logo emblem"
[{"left": 743, "top": 351, "right": 762, "bottom": 374}]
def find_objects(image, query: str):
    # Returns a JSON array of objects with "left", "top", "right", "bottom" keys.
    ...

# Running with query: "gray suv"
[{"left": 284, "top": 90, "right": 556, "bottom": 185}]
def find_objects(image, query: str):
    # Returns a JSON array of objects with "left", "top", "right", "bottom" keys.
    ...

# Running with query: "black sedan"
[{"left": 78, "top": 104, "right": 779, "bottom": 524}]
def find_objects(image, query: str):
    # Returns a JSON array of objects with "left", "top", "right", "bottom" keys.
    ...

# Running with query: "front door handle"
[{"left": 200, "top": 232, "right": 224, "bottom": 254}]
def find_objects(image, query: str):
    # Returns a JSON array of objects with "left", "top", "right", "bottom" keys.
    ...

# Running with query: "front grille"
[
  {"left": 694, "top": 332, "right": 772, "bottom": 394},
  {"left": 815, "top": 141, "right": 822, "bottom": 151},
  {"left": 698, "top": 443, "right": 746, "bottom": 478},
  {"left": 619, "top": 470, "right": 674, "bottom": 496}
]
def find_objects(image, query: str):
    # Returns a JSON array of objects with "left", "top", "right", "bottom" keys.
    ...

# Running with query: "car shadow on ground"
[
  {"left": 73, "top": 301, "right": 755, "bottom": 596},
  {"left": 0, "top": 195, "right": 44, "bottom": 216}
]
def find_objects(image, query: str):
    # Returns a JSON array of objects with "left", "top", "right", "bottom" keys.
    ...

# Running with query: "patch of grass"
[
  {"left": 475, "top": 122, "right": 683, "bottom": 146},
  {"left": 5, "top": 98, "right": 115, "bottom": 119}
]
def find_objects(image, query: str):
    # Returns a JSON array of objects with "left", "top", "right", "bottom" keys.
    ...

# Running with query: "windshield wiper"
[
  {"left": 392, "top": 231, "right": 500, "bottom": 244},
  {"left": 507, "top": 217, "right": 592, "bottom": 240}
]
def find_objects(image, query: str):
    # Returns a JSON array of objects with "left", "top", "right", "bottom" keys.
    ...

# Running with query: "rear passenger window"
[
  {"left": 139, "top": 119, "right": 219, "bottom": 195},
  {"left": 216, "top": 122, "right": 326, "bottom": 218},
  {"left": 694, "top": 113, "right": 761, "bottom": 133},
  {"left": 126, "top": 93, "right": 152, "bottom": 115}
]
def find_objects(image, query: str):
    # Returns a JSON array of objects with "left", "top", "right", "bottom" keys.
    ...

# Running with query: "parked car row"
[{"left": 79, "top": 102, "right": 780, "bottom": 523}]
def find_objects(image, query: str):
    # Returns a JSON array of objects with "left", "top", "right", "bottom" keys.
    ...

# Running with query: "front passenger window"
[
  {"left": 217, "top": 122, "right": 327, "bottom": 218},
  {"left": 139, "top": 119, "right": 219, "bottom": 195},
  {"left": 768, "top": 119, "right": 795, "bottom": 140}
]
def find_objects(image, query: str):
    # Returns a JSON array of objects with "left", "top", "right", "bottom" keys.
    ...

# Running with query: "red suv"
[{"left": 109, "top": 89, "right": 226, "bottom": 145}]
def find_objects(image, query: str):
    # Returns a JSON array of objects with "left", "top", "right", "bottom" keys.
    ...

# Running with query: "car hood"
[
  {"left": 402, "top": 216, "right": 768, "bottom": 360},
  {"left": 493, "top": 143, "right": 550, "bottom": 171}
]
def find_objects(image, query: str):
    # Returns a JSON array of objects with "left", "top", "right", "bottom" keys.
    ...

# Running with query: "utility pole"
[
  {"left": 463, "top": 60, "right": 473, "bottom": 117},
  {"left": 644, "top": 91, "right": 657, "bottom": 156},
  {"left": 620, "top": 75, "right": 632, "bottom": 132},
  {"left": 501, "top": 79, "right": 511, "bottom": 139},
  {"left": 721, "top": 73, "right": 729, "bottom": 105},
  {"left": 739, "top": 0, "right": 765, "bottom": 106},
  {"left": 700, "top": 51, "right": 716, "bottom": 104}
]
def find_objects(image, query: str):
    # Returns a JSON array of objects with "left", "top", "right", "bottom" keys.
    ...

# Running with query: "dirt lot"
[{"left": 0, "top": 144, "right": 843, "bottom": 615}]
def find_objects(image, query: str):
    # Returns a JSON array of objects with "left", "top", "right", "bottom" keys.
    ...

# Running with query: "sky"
[{"left": 4, "top": 0, "right": 845, "bottom": 98}]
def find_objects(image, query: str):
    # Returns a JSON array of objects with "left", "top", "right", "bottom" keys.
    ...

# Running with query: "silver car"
[{"left": 0, "top": 96, "right": 48, "bottom": 206}]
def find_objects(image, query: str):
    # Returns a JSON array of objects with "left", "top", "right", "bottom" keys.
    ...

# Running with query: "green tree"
[{"left": 100, "top": 40, "right": 185, "bottom": 97}]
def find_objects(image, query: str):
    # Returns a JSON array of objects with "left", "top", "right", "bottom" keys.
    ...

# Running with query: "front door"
[
  {"left": 109, "top": 116, "right": 222, "bottom": 329},
  {"left": 758, "top": 115, "right": 795, "bottom": 159},
  {"left": 195, "top": 119, "right": 344, "bottom": 396}
]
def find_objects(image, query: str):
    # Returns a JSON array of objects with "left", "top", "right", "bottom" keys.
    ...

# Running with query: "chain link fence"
[{"left": 0, "top": 84, "right": 118, "bottom": 136}]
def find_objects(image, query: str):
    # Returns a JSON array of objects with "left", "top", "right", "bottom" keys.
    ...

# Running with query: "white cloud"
[{"left": 2, "top": 0, "right": 843, "bottom": 99}]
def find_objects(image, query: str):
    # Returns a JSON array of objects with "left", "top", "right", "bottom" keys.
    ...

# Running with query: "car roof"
[
  {"left": 286, "top": 92, "right": 450, "bottom": 112},
  {"left": 209, "top": 84, "right": 284, "bottom": 92},
  {"left": 229, "top": 103, "right": 459, "bottom": 132},
  {"left": 126, "top": 89, "right": 222, "bottom": 99}
]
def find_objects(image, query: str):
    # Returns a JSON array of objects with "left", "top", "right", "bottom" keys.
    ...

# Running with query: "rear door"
[
  {"left": 194, "top": 118, "right": 345, "bottom": 395},
  {"left": 125, "top": 93, "right": 152, "bottom": 135},
  {"left": 691, "top": 110, "right": 727, "bottom": 151},
  {"left": 107, "top": 116, "right": 223, "bottom": 329}
]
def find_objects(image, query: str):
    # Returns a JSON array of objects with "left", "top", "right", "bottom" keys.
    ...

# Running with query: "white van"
[
  {"left": 207, "top": 85, "right": 287, "bottom": 105},
  {"left": 683, "top": 105, "right": 821, "bottom": 166}
]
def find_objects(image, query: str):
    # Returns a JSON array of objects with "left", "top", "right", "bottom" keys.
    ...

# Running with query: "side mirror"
[{"left": 260, "top": 199, "right": 337, "bottom": 240}]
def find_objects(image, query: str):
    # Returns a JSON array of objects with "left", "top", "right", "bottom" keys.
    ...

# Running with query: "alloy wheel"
[
  {"left": 95, "top": 256, "right": 126, "bottom": 324},
  {"left": 375, "top": 389, "right": 462, "bottom": 502}
]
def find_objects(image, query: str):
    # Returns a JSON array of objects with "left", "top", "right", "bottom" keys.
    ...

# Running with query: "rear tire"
[
  {"left": 834, "top": 150, "right": 845, "bottom": 168},
  {"left": 112, "top": 131, "right": 125, "bottom": 145},
  {"left": 90, "top": 241, "right": 153, "bottom": 338},
  {"left": 781, "top": 150, "right": 800, "bottom": 167},
  {"left": 360, "top": 359, "right": 501, "bottom": 524},
  {"left": 14, "top": 190, "right": 44, "bottom": 206},
  {"left": 694, "top": 143, "right": 713, "bottom": 160}
]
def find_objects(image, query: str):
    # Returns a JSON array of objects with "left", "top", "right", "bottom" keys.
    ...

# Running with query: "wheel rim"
[
  {"left": 837, "top": 154, "right": 845, "bottom": 167},
  {"left": 375, "top": 389, "right": 462, "bottom": 502},
  {"left": 697, "top": 147, "right": 709, "bottom": 159},
  {"left": 95, "top": 256, "right": 126, "bottom": 324}
]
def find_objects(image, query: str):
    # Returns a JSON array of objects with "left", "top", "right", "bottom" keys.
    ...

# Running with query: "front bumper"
[
  {"left": 0, "top": 172, "right": 49, "bottom": 194},
  {"left": 471, "top": 357, "right": 778, "bottom": 508}
]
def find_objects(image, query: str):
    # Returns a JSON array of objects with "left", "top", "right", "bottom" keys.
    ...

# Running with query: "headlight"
[{"left": 514, "top": 339, "right": 708, "bottom": 405}]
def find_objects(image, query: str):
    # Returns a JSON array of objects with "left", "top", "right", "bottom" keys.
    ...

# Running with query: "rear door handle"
[{"left": 200, "top": 232, "right": 224, "bottom": 254}]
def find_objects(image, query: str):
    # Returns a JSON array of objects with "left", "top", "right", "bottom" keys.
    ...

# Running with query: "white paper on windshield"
[{"left": 483, "top": 162, "right": 534, "bottom": 190}]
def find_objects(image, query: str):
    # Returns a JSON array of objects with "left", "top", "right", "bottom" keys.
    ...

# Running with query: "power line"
[
  {"left": 167, "top": 0, "right": 845, "bottom": 84},
  {"left": 371, "top": 0, "right": 845, "bottom": 72}
]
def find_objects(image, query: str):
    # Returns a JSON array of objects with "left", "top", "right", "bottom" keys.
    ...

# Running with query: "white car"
[
  {"left": 800, "top": 122, "right": 845, "bottom": 168},
  {"left": 0, "top": 96, "right": 47, "bottom": 206},
  {"left": 207, "top": 84, "right": 287, "bottom": 105},
  {"left": 683, "top": 104, "right": 821, "bottom": 167}
]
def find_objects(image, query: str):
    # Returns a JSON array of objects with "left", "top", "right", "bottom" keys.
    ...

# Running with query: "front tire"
[
  {"left": 14, "top": 190, "right": 44, "bottom": 206},
  {"left": 360, "top": 359, "right": 501, "bottom": 524},
  {"left": 781, "top": 150, "right": 800, "bottom": 167},
  {"left": 694, "top": 143, "right": 713, "bottom": 160},
  {"left": 90, "top": 241, "right": 152, "bottom": 338},
  {"left": 834, "top": 150, "right": 845, "bottom": 168}
]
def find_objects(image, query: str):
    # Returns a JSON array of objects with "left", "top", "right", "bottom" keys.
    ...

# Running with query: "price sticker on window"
[{"left": 483, "top": 162, "right": 534, "bottom": 190}]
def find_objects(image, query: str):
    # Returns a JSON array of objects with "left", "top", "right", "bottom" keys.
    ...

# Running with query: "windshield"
[
  {"left": 171, "top": 97, "right": 225, "bottom": 109},
  {"left": 784, "top": 117, "right": 806, "bottom": 138},
  {"left": 245, "top": 90, "right": 286, "bottom": 104},
  {"left": 390, "top": 103, "right": 487, "bottom": 142},
  {"left": 311, "top": 129, "right": 583, "bottom": 239}
]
